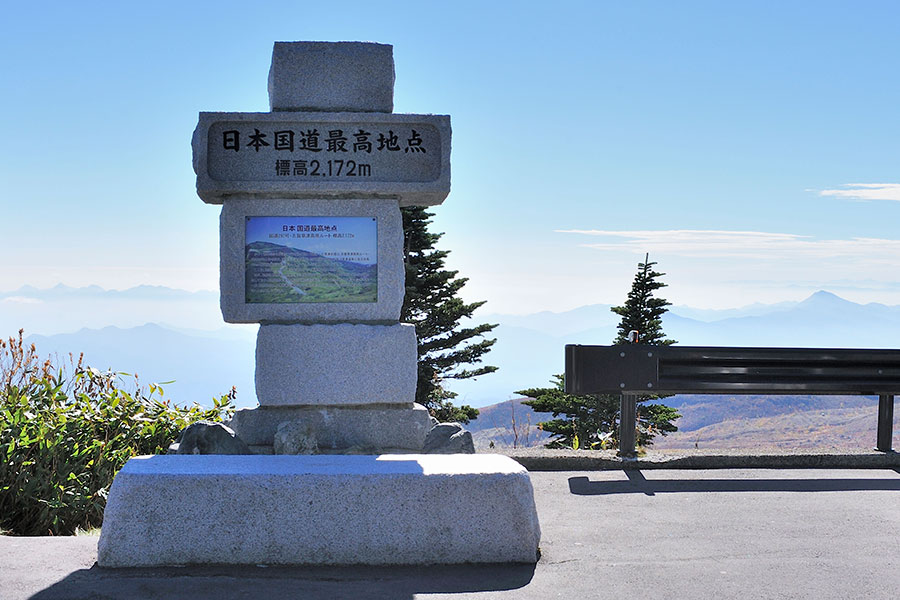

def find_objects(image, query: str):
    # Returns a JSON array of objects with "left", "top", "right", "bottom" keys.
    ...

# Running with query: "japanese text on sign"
[
  {"left": 223, "top": 128, "right": 426, "bottom": 154},
  {"left": 205, "top": 118, "right": 442, "bottom": 184}
]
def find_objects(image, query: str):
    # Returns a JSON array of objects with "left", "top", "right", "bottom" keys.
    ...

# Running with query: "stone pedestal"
[
  {"left": 99, "top": 41, "right": 541, "bottom": 567},
  {"left": 98, "top": 455, "right": 541, "bottom": 567}
]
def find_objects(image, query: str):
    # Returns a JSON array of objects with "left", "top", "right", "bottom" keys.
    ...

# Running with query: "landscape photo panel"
[{"left": 245, "top": 216, "right": 377, "bottom": 303}]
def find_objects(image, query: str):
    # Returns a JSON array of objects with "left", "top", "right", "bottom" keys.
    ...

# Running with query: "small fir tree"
[
  {"left": 517, "top": 374, "right": 620, "bottom": 450},
  {"left": 400, "top": 206, "right": 498, "bottom": 423},
  {"left": 611, "top": 253, "right": 677, "bottom": 346},
  {"left": 520, "top": 254, "right": 680, "bottom": 449}
]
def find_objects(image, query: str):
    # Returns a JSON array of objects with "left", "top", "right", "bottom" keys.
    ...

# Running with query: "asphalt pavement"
[{"left": 2, "top": 468, "right": 899, "bottom": 600}]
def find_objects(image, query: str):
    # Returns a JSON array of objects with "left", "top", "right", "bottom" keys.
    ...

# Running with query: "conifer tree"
[
  {"left": 611, "top": 253, "right": 677, "bottom": 346},
  {"left": 400, "top": 206, "right": 498, "bottom": 423},
  {"left": 520, "top": 254, "right": 680, "bottom": 448}
]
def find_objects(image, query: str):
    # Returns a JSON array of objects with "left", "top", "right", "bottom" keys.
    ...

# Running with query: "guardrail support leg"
[
  {"left": 619, "top": 393, "right": 637, "bottom": 458},
  {"left": 876, "top": 394, "right": 894, "bottom": 452}
]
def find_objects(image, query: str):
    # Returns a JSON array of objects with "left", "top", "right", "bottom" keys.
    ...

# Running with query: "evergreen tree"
[
  {"left": 520, "top": 254, "right": 680, "bottom": 449},
  {"left": 517, "top": 374, "right": 620, "bottom": 450},
  {"left": 611, "top": 253, "right": 677, "bottom": 346},
  {"left": 400, "top": 206, "right": 498, "bottom": 424}
]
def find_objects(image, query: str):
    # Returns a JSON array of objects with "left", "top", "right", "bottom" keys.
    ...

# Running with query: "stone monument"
[
  {"left": 97, "top": 41, "right": 540, "bottom": 566},
  {"left": 203, "top": 42, "right": 449, "bottom": 454}
]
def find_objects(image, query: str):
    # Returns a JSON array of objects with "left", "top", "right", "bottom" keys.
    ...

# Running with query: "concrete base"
[
  {"left": 228, "top": 404, "right": 432, "bottom": 453},
  {"left": 98, "top": 454, "right": 541, "bottom": 567}
]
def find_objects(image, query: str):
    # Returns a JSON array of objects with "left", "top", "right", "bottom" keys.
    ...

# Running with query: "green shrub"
[{"left": 0, "top": 330, "right": 235, "bottom": 536}]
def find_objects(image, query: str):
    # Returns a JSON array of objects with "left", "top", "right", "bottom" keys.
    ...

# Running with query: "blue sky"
[{"left": 2, "top": 1, "right": 899, "bottom": 315}]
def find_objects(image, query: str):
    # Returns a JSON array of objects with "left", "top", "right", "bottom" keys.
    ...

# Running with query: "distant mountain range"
[
  {"left": 3, "top": 286, "right": 900, "bottom": 449},
  {"left": 24, "top": 323, "right": 257, "bottom": 408},
  {"left": 452, "top": 290, "right": 900, "bottom": 406},
  {"left": 0, "top": 284, "right": 225, "bottom": 335}
]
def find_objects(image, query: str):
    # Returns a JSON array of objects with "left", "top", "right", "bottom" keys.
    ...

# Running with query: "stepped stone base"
[
  {"left": 98, "top": 454, "right": 541, "bottom": 567},
  {"left": 228, "top": 403, "right": 432, "bottom": 453}
]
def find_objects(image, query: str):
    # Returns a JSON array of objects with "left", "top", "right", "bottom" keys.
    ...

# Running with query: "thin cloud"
[
  {"left": 1, "top": 296, "right": 43, "bottom": 305},
  {"left": 818, "top": 183, "right": 900, "bottom": 202},
  {"left": 719, "top": 279, "right": 900, "bottom": 293},
  {"left": 556, "top": 229, "right": 900, "bottom": 260}
]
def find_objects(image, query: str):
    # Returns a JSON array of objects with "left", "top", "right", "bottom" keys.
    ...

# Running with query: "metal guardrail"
[{"left": 565, "top": 345, "right": 898, "bottom": 455}]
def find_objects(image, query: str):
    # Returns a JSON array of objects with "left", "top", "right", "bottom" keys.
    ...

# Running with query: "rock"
[
  {"left": 175, "top": 421, "right": 252, "bottom": 455},
  {"left": 423, "top": 422, "right": 475, "bottom": 454},
  {"left": 445, "top": 431, "right": 476, "bottom": 454},
  {"left": 273, "top": 420, "right": 319, "bottom": 455}
]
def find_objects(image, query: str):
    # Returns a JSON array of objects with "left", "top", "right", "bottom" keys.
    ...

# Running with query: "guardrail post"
[
  {"left": 618, "top": 393, "right": 637, "bottom": 457},
  {"left": 876, "top": 394, "right": 894, "bottom": 452}
]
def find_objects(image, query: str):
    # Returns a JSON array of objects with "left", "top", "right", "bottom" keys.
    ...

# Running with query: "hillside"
[
  {"left": 467, "top": 394, "right": 897, "bottom": 452},
  {"left": 245, "top": 241, "right": 377, "bottom": 303},
  {"left": 466, "top": 397, "right": 552, "bottom": 449},
  {"left": 653, "top": 404, "right": 898, "bottom": 451}
]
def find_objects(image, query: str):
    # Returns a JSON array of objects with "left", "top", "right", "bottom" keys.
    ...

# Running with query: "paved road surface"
[{"left": 2, "top": 468, "right": 898, "bottom": 599}]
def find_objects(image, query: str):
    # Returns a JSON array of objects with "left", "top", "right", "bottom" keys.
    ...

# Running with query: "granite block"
[
  {"left": 98, "top": 454, "right": 541, "bottom": 566},
  {"left": 268, "top": 42, "right": 394, "bottom": 113},
  {"left": 255, "top": 323, "right": 417, "bottom": 406}
]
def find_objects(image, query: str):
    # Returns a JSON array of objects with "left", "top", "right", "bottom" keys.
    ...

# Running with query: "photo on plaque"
[{"left": 245, "top": 216, "right": 377, "bottom": 303}]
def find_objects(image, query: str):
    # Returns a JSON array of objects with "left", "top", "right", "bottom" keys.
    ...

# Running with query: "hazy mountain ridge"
[
  {"left": 5, "top": 286, "right": 900, "bottom": 448},
  {"left": 24, "top": 323, "right": 257, "bottom": 409},
  {"left": 1, "top": 283, "right": 217, "bottom": 301},
  {"left": 453, "top": 290, "right": 900, "bottom": 405},
  {"left": 667, "top": 300, "right": 799, "bottom": 321},
  {"left": 0, "top": 284, "right": 225, "bottom": 335}
]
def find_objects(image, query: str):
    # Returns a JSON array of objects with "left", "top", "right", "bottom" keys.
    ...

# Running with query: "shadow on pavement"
[
  {"left": 29, "top": 562, "right": 536, "bottom": 600},
  {"left": 568, "top": 470, "right": 900, "bottom": 496}
]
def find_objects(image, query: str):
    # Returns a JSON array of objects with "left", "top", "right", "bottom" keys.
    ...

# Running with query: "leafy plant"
[{"left": 0, "top": 330, "right": 235, "bottom": 535}]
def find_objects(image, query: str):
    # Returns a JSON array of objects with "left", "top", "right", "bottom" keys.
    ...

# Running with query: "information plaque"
[{"left": 245, "top": 216, "right": 377, "bottom": 303}]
